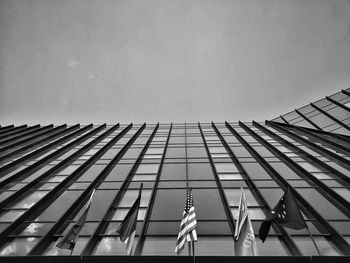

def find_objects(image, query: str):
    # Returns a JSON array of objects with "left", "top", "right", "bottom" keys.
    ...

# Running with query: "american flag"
[{"left": 175, "top": 188, "right": 197, "bottom": 255}]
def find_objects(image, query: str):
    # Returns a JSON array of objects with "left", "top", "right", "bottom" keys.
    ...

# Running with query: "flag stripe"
[{"left": 175, "top": 189, "right": 197, "bottom": 255}]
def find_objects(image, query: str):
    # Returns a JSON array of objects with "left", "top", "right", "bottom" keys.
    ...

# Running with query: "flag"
[
  {"left": 175, "top": 188, "right": 197, "bottom": 255},
  {"left": 117, "top": 184, "right": 143, "bottom": 255},
  {"left": 259, "top": 188, "right": 306, "bottom": 242},
  {"left": 57, "top": 189, "right": 95, "bottom": 251},
  {"left": 234, "top": 188, "right": 258, "bottom": 256}
]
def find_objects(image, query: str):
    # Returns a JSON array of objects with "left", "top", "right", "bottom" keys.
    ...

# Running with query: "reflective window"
[
  {"left": 11, "top": 191, "right": 49, "bottom": 209},
  {"left": 0, "top": 237, "right": 38, "bottom": 256},
  {"left": 136, "top": 164, "right": 159, "bottom": 174},
  {"left": 94, "top": 237, "right": 138, "bottom": 255}
]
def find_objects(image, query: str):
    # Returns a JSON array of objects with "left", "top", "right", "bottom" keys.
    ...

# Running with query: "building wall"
[{"left": 0, "top": 90, "right": 349, "bottom": 257}]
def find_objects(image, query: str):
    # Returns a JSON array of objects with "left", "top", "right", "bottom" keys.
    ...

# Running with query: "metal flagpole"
[
  {"left": 192, "top": 241, "right": 195, "bottom": 263},
  {"left": 185, "top": 121, "right": 191, "bottom": 256},
  {"left": 305, "top": 224, "right": 321, "bottom": 256}
]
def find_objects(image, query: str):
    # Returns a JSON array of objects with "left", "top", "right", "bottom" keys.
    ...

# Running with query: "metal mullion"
[
  {"left": 225, "top": 121, "right": 350, "bottom": 255},
  {"left": 198, "top": 122, "right": 236, "bottom": 236},
  {"left": 266, "top": 121, "right": 350, "bottom": 171},
  {"left": 342, "top": 89, "right": 350, "bottom": 97},
  {"left": 82, "top": 123, "right": 159, "bottom": 256},
  {"left": 0, "top": 125, "right": 49, "bottom": 146},
  {"left": 0, "top": 125, "right": 26, "bottom": 136},
  {"left": 81, "top": 123, "right": 158, "bottom": 256},
  {"left": 0, "top": 124, "right": 41, "bottom": 142},
  {"left": 0, "top": 124, "right": 67, "bottom": 158},
  {"left": 211, "top": 122, "right": 302, "bottom": 256},
  {"left": 326, "top": 96, "right": 350, "bottom": 113},
  {"left": 258, "top": 122, "right": 350, "bottom": 185},
  {"left": 295, "top": 109, "right": 322, "bottom": 130},
  {"left": 310, "top": 103, "right": 350, "bottom": 132},
  {"left": 135, "top": 123, "right": 172, "bottom": 255},
  {"left": 0, "top": 124, "right": 80, "bottom": 175},
  {"left": 280, "top": 115, "right": 289, "bottom": 124},
  {"left": 0, "top": 125, "right": 14, "bottom": 131},
  {"left": 0, "top": 124, "right": 130, "bottom": 254},
  {"left": 273, "top": 121, "right": 350, "bottom": 154},
  {"left": 268, "top": 120, "right": 350, "bottom": 146},
  {"left": 0, "top": 124, "right": 109, "bottom": 206},
  {"left": 27, "top": 124, "right": 134, "bottom": 255},
  {"left": 242, "top": 122, "right": 350, "bottom": 219}
]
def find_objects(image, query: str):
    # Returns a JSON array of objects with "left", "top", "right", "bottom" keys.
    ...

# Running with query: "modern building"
[{"left": 0, "top": 89, "right": 349, "bottom": 262}]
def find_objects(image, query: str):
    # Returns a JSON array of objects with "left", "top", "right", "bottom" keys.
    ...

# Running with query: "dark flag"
[
  {"left": 175, "top": 188, "right": 197, "bottom": 255},
  {"left": 117, "top": 183, "right": 143, "bottom": 255},
  {"left": 259, "top": 188, "right": 306, "bottom": 242},
  {"left": 57, "top": 189, "right": 95, "bottom": 251},
  {"left": 234, "top": 188, "right": 258, "bottom": 256}
]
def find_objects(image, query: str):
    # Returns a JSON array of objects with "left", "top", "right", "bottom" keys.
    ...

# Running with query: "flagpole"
[
  {"left": 305, "top": 224, "right": 321, "bottom": 256},
  {"left": 185, "top": 121, "right": 191, "bottom": 257},
  {"left": 192, "top": 241, "right": 195, "bottom": 263}
]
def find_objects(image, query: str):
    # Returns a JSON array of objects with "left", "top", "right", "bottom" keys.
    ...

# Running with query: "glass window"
[
  {"left": 94, "top": 237, "right": 138, "bottom": 255},
  {"left": 119, "top": 190, "right": 151, "bottom": 207},
  {"left": 241, "top": 163, "right": 272, "bottom": 180},
  {"left": 192, "top": 189, "right": 227, "bottom": 220},
  {"left": 296, "top": 188, "right": 348, "bottom": 220},
  {"left": 259, "top": 188, "right": 284, "bottom": 208},
  {"left": 187, "top": 147, "right": 207, "bottom": 158},
  {"left": 215, "top": 163, "right": 239, "bottom": 173},
  {"left": 188, "top": 163, "right": 214, "bottom": 180},
  {"left": 209, "top": 147, "right": 226, "bottom": 153},
  {"left": 230, "top": 147, "right": 252, "bottom": 157},
  {"left": 332, "top": 188, "right": 350, "bottom": 202},
  {"left": 255, "top": 237, "right": 289, "bottom": 256},
  {"left": 160, "top": 164, "right": 186, "bottom": 180},
  {"left": 269, "top": 163, "right": 300, "bottom": 180},
  {"left": 193, "top": 237, "right": 235, "bottom": 256},
  {"left": 112, "top": 208, "right": 146, "bottom": 221},
  {"left": 142, "top": 237, "right": 184, "bottom": 256},
  {"left": 231, "top": 208, "right": 265, "bottom": 219},
  {"left": 218, "top": 174, "right": 243, "bottom": 180},
  {"left": 45, "top": 237, "right": 89, "bottom": 256},
  {"left": 293, "top": 236, "right": 341, "bottom": 256},
  {"left": 19, "top": 222, "right": 54, "bottom": 236},
  {"left": 136, "top": 164, "right": 159, "bottom": 174},
  {"left": 150, "top": 189, "right": 186, "bottom": 220},
  {"left": 36, "top": 190, "right": 83, "bottom": 221},
  {"left": 57, "top": 165, "right": 80, "bottom": 175},
  {"left": 11, "top": 191, "right": 49, "bottom": 209},
  {"left": 146, "top": 148, "right": 164, "bottom": 155},
  {"left": 165, "top": 147, "right": 185, "bottom": 158},
  {"left": 78, "top": 165, "right": 106, "bottom": 181},
  {"left": 85, "top": 190, "right": 116, "bottom": 221},
  {"left": 0, "top": 210, "right": 25, "bottom": 222},
  {"left": 0, "top": 237, "right": 39, "bottom": 256},
  {"left": 106, "top": 164, "right": 133, "bottom": 181},
  {"left": 132, "top": 174, "right": 156, "bottom": 181},
  {"left": 47, "top": 176, "right": 67, "bottom": 183},
  {"left": 224, "top": 189, "right": 259, "bottom": 206}
]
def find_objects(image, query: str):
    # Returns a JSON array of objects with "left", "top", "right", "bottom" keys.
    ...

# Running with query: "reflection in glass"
[{"left": 0, "top": 237, "right": 38, "bottom": 256}]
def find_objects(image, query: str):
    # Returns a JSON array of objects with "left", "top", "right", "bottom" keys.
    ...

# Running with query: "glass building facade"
[{"left": 0, "top": 89, "right": 349, "bottom": 262}]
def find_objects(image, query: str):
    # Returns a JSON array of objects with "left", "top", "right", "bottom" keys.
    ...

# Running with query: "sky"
[{"left": 0, "top": 0, "right": 350, "bottom": 125}]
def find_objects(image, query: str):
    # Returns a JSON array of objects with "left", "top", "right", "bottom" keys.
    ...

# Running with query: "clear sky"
[{"left": 0, "top": 0, "right": 349, "bottom": 125}]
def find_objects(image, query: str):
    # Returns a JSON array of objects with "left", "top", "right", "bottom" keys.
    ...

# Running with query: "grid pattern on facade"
[
  {"left": 0, "top": 91, "right": 349, "bottom": 257},
  {"left": 272, "top": 88, "right": 350, "bottom": 136}
]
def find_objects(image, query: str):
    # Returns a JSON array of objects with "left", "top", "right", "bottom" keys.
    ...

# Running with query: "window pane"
[{"left": 0, "top": 237, "right": 39, "bottom": 256}]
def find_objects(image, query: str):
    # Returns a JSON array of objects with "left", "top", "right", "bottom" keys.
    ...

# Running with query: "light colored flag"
[{"left": 234, "top": 188, "right": 258, "bottom": 256}]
